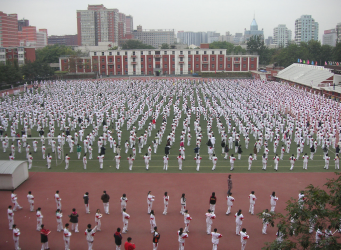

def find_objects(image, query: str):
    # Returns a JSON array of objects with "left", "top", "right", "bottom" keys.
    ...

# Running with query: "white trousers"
[
  {"left": 210, "top": 204, "right": 216, "bottom": 212},
  {"left": 180, "top": 205, "right": 186, "bottom": 214},
  {"left": 87, "top": 241, "right": 93, "bottom": 250},
  {"left": 270, "top": 205, "right": 275, "bottom": 212},
  {"left": 71, "top": 223, "right": 78, "bottom": 232},
  {"left": 37, "top": 218, "right": 43, "bottom": 230},
  {"left": 14, "top": 237, "right": 20, "bottom": 250},
  {"left": 290, "top": 164, "right": 294, "bottom": 170},
  {"left": 249, "top": 203, "right": 255, "bottom": 214},
  {"left": 179, "top": 242, "right": 185, "bottom": 250},
  {"left": 184, "top": 223, "right": 190, "bottom": 232},
  {"left": 103, "top": 203, "right": 109, "bottom": 214},
  {"left": 13, "top": 201, "right": 22, "bottom": 211},
  {"left": 116, "top": 244, "right": 121, "bottom": 250},
  {"left": 236, "top": 223, "right": 241, "bottom": 234},
  {"left": 8, "top": 218, "right": 14, "bottom": 229},
  {"left": 226, "top": 205, "right": 232, "bottom": 214},
  {"left": 148, "top": 202, "right": 153, "bottom": 213},
  {"left": 163, "top": 203, "right": 168, "bottom": 214},
  {"left": 163, "top": 163, "right": 168, "bottom": 170},
  {"left": 206, "top": 222, "right": 212, "bottom": 234},
  {"left": 41, "top": 242, "right": 49, "bottom": 250},
  {"left": 262, "top": 223, "right": 268, "bottom": 234},
  {"left": 56, "top": 201, "right": 62, "bottom": 210},
  {"left": 64, "top": 237, "right": 70, "bottom": 250},
  {"left": 241, "top": 241, "right": 247, "bottom": 250},
  {"left": 212, "top": 243, "right": 218, "bottom": 250},
  {"left": 123, "top": 221, "right": 128, "bottom": 232},
  {"left": 153, "top": 242, "right": 158, "bottom": 250},
  {"left": 57, "top": 220, "right": 63, "bottom": 231},
  {"left": 196, "top": 164, "right": 200, "bottom": 171},
  {"left": 96, "top": 220, "right": 101, "bottom": 230}
]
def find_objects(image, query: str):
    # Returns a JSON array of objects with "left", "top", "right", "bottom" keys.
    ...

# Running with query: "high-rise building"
[
  {"left": 207, "top": 31, "right": 220, "bottom": 43},
  {"left": 36, "top": 29, "right": 48, "bottom": 48},
  {"left": 118, "top": 13, "right": 126, "bottom": 40},
  {"left": 234, "top": 33, "right": 244, "bottom": 44},
  {"left": 0, "top": 12, "right": 19, "bottom": 47},
  {"left": 336, "top": 23, "right": 341, "bottom": 43},
  {"left": 244, "top": 17, "right": 264, "bottom": 42},
  {"left": 125, "top": 15, "right": 133, "bottom": 34},
  {"left": 264, "top": 36, "right": 273, "bottom": 46},
  {"left": 133, "top": 25, "right": 175, "bottom": 48},
  {"left": 273, "top": 24, "right": 292, "bottom": 47},
  {"left": 295, "top": 15, "right": 319, "bottom": 44},
  {"left": 18, "top": 18, "right": 29, "bottom": 31},
  {"left": 77, "top": 4, "right": 120, "bottom": 46},
  {"left": 177, "top": 31, "right": 209, "bottom": 46},
  {"left": 322, "top": 29, "right": 337, "bottom": 47},
  {"left": 48, "top": 35, "right": 78, "bottom": 46}
]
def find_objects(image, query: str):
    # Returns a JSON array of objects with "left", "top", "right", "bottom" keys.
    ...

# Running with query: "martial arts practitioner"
[
  {"left": 261, "top": 153, "right": 268, "bottom": 171},
  {"left": 55, "top": 190, "right": 62, "bottom": 210},
  {"left": 83, "top": 192, "right": 90, "bottom": 214},
  {"left": 163, "top": 155, "right": 169, "bottom": 171},
  {"left": 114, "top": 228, "right": 122, "bottom": 250},
  {"left": 229, "top": 154, "right": 236, "bottom": 171},
  {"left": 335, "top": 154, "right": 340, "bottom": 170},
  {"left": 177, "top": 154, "right": 183, "bottom": 171},
  {"left": 77, "top": 144, "right": 82, "bottom": 159},
  {"left": 40, "top": 224, "right": 51, "bottom": 250},
  {"left": 212, "top": 154, "right": 218, "bottom": 171},
  {"left": 36, "top": 207, "right": 43, "bottom": 231},
  {"left": 226, "top": 192, "right": 235, "bottom": 215},
  {"left": 224, "top": 144, "right": 229, "bottom": 159},
  {"left": 289, "top": 154, "right": 296, "bottom": 171},
  {"left": 127, "top": 154, "right": 134, "bottom": 171},
  {"left": 209, "top": 192, "right": 217, "bottom": 212},
  {"left": 261, "top": 209, "right": 271, "bottom": 234},
  {"left": 302, "top": 153, "right": 309, "bottom": 170},
  {"left": 115, "top": 154, "right": 121, "bottom": 169},
  {"left": 205, "top": 209, "right": 216, "bottom": 234},
  {"left": 101, "top": 191, "right": 110, "bottom": 214},
  {"left": 12, "top": 224, "right": 20, "bottom": 250},
  {"left": 27, "top": 191, "right": 35, "bottom": 212},
  {"left": 120, "top": 194, "right": 128, "bottom": 212},
  {"left": 248, "top": 191, "right": 257, "bottom": 215},
  {"left": 235, "top": 210, "right": 244, "bottom": 235},
  {"left": 122, "top": 208, "right": 130, "bottom": 233},
  {"left": 85, "top": 224, "right": 97, "bottom": 250},
  {"left": 273, "top": 154, "right": 279, "bottom": 171},
  {"left": 324, "top": 153, "right": 330, "bottom": 170},
  {"left": 65, "top": 154, "right": 70, "bottom": 170},
  {"left": 183, "top": 210, "right": 192, "bottom": 233},
  {"left": 177, "top": 228, "right": 188, "bottom": 250},
  {"left": 8, "top": 205, "right": 14, "bottom": 230},
  {"left": 240, "top": 228, "right": 249, "bottom": 250},
  {"left": 150, "top": 210, "right": 157, "bottom": 233},
  {"left": 298, "top": 191, "right": 305, "bottom": 209},
  {"left": 247, "top": 154, "right": 253, "bottom": 171},
  {"left": 194, "top": 154, "right": 202, "bottom": 171},
  {"left": 180, "top": 193, "right": 186, "bottom": 215},
  {"left": 63, "top": 223, "right": 72, "bottom": 250},
  {"left": 280, "top": 145, "right": 285, "bottom": 160},
  {"left": 211, "top": 228, "right": 222, "bottom": 250},
  {"left": 97, "top": 154, "right": 104, "bottom": 170},
  {"left": 315, "top": 226, "right": 324, "bottom": 245},
  {"left": 11, "top": 190, "right": 22, "bottom": 211},
  {"left": 56, "top": 209, "right": 63, "bottom": 232},
  {"left": 147, "top": 191, "right": 155, "bottom": 214},
  {"left": 163, "top": 192, "right": 169, "bottom": 215},
  {"left": 144, "top": 153, "right": 151, "bottom": 170},
  {"left": 47, "top": 153, "right": 52, "bottom": 169},
  {"left": 83, "top": 154, "right": 87, "bottom": 170},
  {"left": 270, "top": 192, "right": 279, "bottom": 212},
  {"left": 95, "top": 209, "right": 102, "bottom": 231},
  {"left": 28, "top": 152, "right": 33, "bottom": 169},
  {"left": 68, "top": 208, "right": 79, "bottom": 232},
  {"left": 152, "top": 226, "right": 160, "bottom": 250}
]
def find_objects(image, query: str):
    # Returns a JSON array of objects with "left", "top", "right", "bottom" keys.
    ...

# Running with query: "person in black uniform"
[
  {"left": 165, "top": 145, "right": 170, "bottom": 157},
  {"left": 209, "top": 192, "right": 217, "bottom": 212},
  {"left": 153, "top": 226, "right": 161, "bottom": 250},
  {"left": 40, "top": 224, "right": 51, "bottom": 250},
  {"left": 100, "top": 145, "right": 106, "bottom": 155},
  {"left": 114, "top": 227, "right": 122, "bottom": 250},
  {"left": 83, "top": 192, "right": 90, "bottom": 214},
  {"left": 68, "top": 208, "right": 79, "bottom": 232}
]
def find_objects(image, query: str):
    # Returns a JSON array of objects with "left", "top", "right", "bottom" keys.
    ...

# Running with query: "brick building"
[
  {"left": 59, "top": 44, "right": 258, "bottom": 76},
  {"left": 0, "top": 47, "right": 36, "bottom": 65},
  {"left": 48, "top": 35, "right": 78, "bottom": 46},
  {"left": 0, "top": 12, "right": 19, "bottom": 47}
]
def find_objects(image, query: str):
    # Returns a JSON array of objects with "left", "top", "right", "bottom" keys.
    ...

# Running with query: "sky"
[{"left": 2, "top": 0, "right": 341, "bottom": 41}]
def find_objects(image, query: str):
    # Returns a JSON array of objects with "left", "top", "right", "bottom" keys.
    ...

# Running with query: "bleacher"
[{"left": 276, "top": 63, "right": 334, "bottom": 88}]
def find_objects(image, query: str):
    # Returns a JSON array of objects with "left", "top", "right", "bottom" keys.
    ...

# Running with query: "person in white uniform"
[
  {"left": 205, "top": 209, "right": 216, "bottom": 234},
  {"left": 180, "top": 193, "right": 186, "bottom": 215},
  {"left": 11, "top": 191, "right": 22, "bottom": 211},
  {"left": 240, "top": 228, "right": 249, "bottom": 250},
  {"left": 183, "top": 210, "right": 192, "bottom": 233},
  {"left": 27, "top": 191, "right": 35, "bottom": 212},
  {"left": 163, "top": 192, "right": 169, "bottom": 215},
  {"left": 122, "top": 208, "right": 130, "bottom": 233},
  {"left": 235, "top": 209, "right": 244, "bottom": 235},
  {"left": 56, "top": 209, "right": 63, "bottom": 232},
  {"left": 95, "top": 209, "right": 102, "bottom": 231},
  {"left": 270, "top": 192, "right": 279, "bottom": 212},
  {"left": 8, "top": 205, "right": 14, "bottom": 230},
  {"left": 211, "top": 228, "right": 222, "bottom": 250},
  {"left": 63, "top": 223, "right": 72, "bottom": 250},
  {"left": 163, "top": 155, "right": 169, "bottom": 170},
  {"left": 226, "top": 192, "right": 235, "bottom": 215},
  {"left": 36, "top": 207, "right": 43, "bottom": 231},
  {"left": 85, "top": 224, "right": 97, "bottom": 250},
  {"left": 120, "top": 194, "right": 128, "bottom": 212},
  {"left": 150, "top": 210, "right": 157, "bottom": 233},
  {"left": 55, "top": 190, "right": 62, "bottom": 210},
  {"left": 248, "top": 191, "right": 257, "bottom": 215},
  {"left": 147, "top": 191, "right": 155, "bottom": 214},
  {"left": 261, "top": 209, "right": 271, "bottom": 234},
  {"left": 177, "top": 228, "right": 188, "bottom": 250},
  {"left": 12, "top": 224, "right": 20, "bottom": 250}
]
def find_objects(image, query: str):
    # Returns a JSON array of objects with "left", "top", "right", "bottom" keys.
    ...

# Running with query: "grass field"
[{"left": 0, "top": 82, "right": 339, "bottom": 174}]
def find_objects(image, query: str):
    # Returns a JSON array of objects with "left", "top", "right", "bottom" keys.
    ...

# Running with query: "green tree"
[
  {"left": 36, "top": 44, "right": 80, "bottom": 64},
  {"left": 161, "top": 43, "right": 170, "bottom": 49},
  {"left": 261, "top": 173, "right": 341, "bottom": 250},
  {"left": 333, "top": 42, "right": 341, "bottom": 62},
  {"left": 0, "top": 61, "right": 22, "bottom": 86},
  {"left": 209, "top": 41, "right": 235, "bottom": 53},
  {"left": 20, "top": 61, "right": 54, "bottom": 81},
  {"left": 247, "top": 35, "right": 271, "bottom": 65},
  {"left": 121, "top": 40, "right": 155, "bottom": 49}
]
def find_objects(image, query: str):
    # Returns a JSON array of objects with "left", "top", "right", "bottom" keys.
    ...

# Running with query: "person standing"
[
  {"left": 12, "top": 224, "right": 20, "bottom": 250},
  {"left": 273, "top": 154, "right": 279, "bottom": 171},
  {"left": 65, "top": 154, "right": 70, "bottom": 170},
  {"left": 227, "top": 175, "right": 232, "bottom": 194},
  {"left": 324, "top": 153, "right": 330, "bottom": 170},
  {"left": 262, "top": 153, "right": 268, "bottom": 171},
  {"left": 114, "top": 228, "right": 122, "bottom": 250},
  {"left": 177, "top": 154, "right": 183, "bottom": 170},
  {"left": 40, "top": 224, "right": 51, "bottom": 250},
  {"left": 163, "top": 154, "right": 169, "bottom": 171},
  {"left": 115, "top": 154, "right": 121, "bottom": 170},
  {"left": 335, "top": 154, "right": 340, "bottom": 170},
  {"left": 27, "top": 191, "right": 35, "bottom": 212},
  {"left": 122, "top": 208, "right": 130, "bottom": 233},
  {"left": 97, "top": 154, "right": 104, "bottom": 170},
  {"left": 194, "top": 154, "right": 202, "bottom": 171},
  {"left": 261, "top": 209, "right": 271, "bottom": 234},
  {"left": 127, "top": 154, "right": 134, "bottom": 171},
  {"left": 211, "top": 228, "right": 222, "bottom": 250},
  {"left": 152, "top": 226, "right": 160, "bottom": 250},
  {"left": 237, "top": 145, "right": 243, "bottom": 160},
  {"left": 11, "top": 190, "right": 22, "bottom": 211},
  {"left": 302, "top": 153, "right": 309, "bottom": 170},
  {"left": 240, "top": 228, "right": 249, "bottom": 250},
  {"left": 68, "top": 208, "right": 79, "bottom": 232},
  {"left": 163, "top": 192, "right": 169, "bottom": 215},
  {"left": 7, "top": 205, "right": 14, "bottom": 230},
  {"left": 212, "top": 154, "right": 218, "bottom": 171},
  {"left": 36, "top": 207, "right": 43, "bottom": 231},
  {"left": 270, "top": 192, "right": 279, "bottom": 212},
  {"left": 289, "top": 154, "right": 296, "bottom": 171},
  {"left": 180, "top": 193, "right": 186, "bottom": 215},
  {"left": 120, "top": 194, "right": 128, "bottom": 212},
  {"left": 248, "top": 191, "right": 257, "bottom": 215},
  {"left": 205, "top": 209, "right": 216, "bottom": 234},
  {"left": 77, "top": 144, "right": 82, "bottom": 159},
  {"left": 253, "top": 144, "right": 257, "bottom": 160},
  {"left": 55, "top": 190, "right": 62, "bottom": 210},
  {"left": 247, "top": 154, "right": 253, "bottom": 171},
  {"left": 28, "top": 152, "right": 33, "bottom": 169},
  {"left": 224, "top": 144, "right": 229, "bottom": 159},
  {"left": 209, "top": 192, "right": 217, "bottom": 212},
  {"left": 177, "top": 228, "right": 188, "bottom": 250},
  {"left": 95, "top": 209, "right": 102, "bottom": 231},
  {"left": 63, "top": 223, "right": 72, "bottom": 250},
  {"left": 229, "top": 154, "right": 236, "bottom": 171},
  {"left": 226, "top": 192, "right": 235, "bottom": 215},
  {"left": 47, "top": 153, "right": 52, "bottom": 169},
  {"left": 84, "top": 192, "right": 90, "bottom": 214},
  {"left": 235, "top": 210, "right": 244, "bottom": 235},
  {"left": 147, "top": 191, "right": 155, "bottom": 214},
  {"left": 101, "top": 191, "right": 110, "bottom": 214},
  {"left": 56, "top": 209, "right": 63, "bottom": 232},
  {"left": 124, "top": 237, "right": 135, "bottom": 250},
  {"left": 183, "top": 210, "right": 192, "bottom": 233},
  {"left": 144, "top": 153, "right": 151, "bottom": 170},
  {"left": 150, "top": 210, "right": 157, "bottom": 233},
  {"left": 85, "top": 224, "right": 97, "bottom": 250}
]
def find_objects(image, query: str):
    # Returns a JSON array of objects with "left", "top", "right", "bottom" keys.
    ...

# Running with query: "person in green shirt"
[{"left": 77, "top": 144, "right": 82, "bottom": 159}]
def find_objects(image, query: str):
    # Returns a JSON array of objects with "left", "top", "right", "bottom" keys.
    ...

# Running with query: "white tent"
[{"left": 0, "top": 161, "right": 28, "bottom": 190}]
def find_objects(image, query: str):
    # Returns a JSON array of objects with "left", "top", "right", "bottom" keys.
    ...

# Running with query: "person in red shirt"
[{"left": 124, "top": 237, "right": 136, "bottom": 250}]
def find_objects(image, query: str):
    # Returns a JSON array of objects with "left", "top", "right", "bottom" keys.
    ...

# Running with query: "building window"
[
  {"left": 203, "top": 57, "right": 207, "bottom": 61},
  {"left": 172, "top": 65, "right": 175, "bottom": 68},
  {"left": 180, "top": 51, "right": 183, "bottom": 55},
  {"left": 94, "top": 52, "right": 97, "bottom": 56},
  {"left": 212, "top": 57, "right": 215, "bottom": 61},
  {"left": 125, "top": 52, "right": 127, "bottom": 55},
  {"left": 133, "top": 51, "right": 135, "bottom": 55},
  {"left": 164, "top": 64, "right": 167, "bottom": 67},
  {"left": 117, "top": 58, "right": 120, "bottom": 62},
  {"left": 141, "top": 51, "right": 144, "bottom": 55},
  {"left": 219, "top": 64, "right": 222, "bottom": 68},
  {"left": 102, "top": 52, "right": 104, "bottom": 56},
  {"left": 141, "top": 64, "right": 144, "bottom": 68},
  {"left": 109, "top": 52, "right": 112, "bottom": 55},
  {"left": 148, "top": 51, "right": 151, "bottom": 55},
  {"left": 212, "top": 51, "right": 214, "bottom": 54},
  {"left": 180, "top": 58, "right": 183, "bottom": 62},
  {"left": 155, "top": 58, "right": 160, "bottom": 62},
  {"left": 203, "top": 65, "right": 207, "bottom": 68},
  {"left": 172, "top": 51, "right": 175, "bottom": 55},
  {"left": 188, "top": 57, "right": 191, "bottom": 61},
  {"left": 188, "top": 64, "right": 191, "bottom": 68},
  {"left": 79, "top": 65, "right": 82, "bottom": 69},
  {"left": 243, "top": 58, "right": 246, "bottom": 61},
  {"left": 172, "top": 58, "right": 175, "bottom": 62},
  {"left": 196, "top": 64, "right": 199, "bottom": 68},
  {"left": 220, "top": 51, "right": 222, "bottom": 55},
  {"left": 196, "top": 58, "right": 199, "bottom": 61},
  {"left": 212, "top": 65, "right": 215, "bottom": 68},
  {"left": 102, "top": 65, "right": 105, "bottom": 69},
  {"left": 148, "top": 65, "right": 152, "bottom": 68},
  {"left": 251, "top": 57, "right": 254, "bottom": 61},
  {"left": 117, "top": 52, "right": 120, "bottom": 55},
  {"left": 64, "top": 59, "right": 67, "bottom": 63},
  {"left": 227, "top": 57, "right": 231, "bottom": 61},
  {"left": 118, "top": 65, "right": 121, "bottom": 69},
  {"left": 101, "top": 58, "right": 105, "bottom": 62},
  {"left": 164, "top": 51, "right": 167, "bottom": 55},
  {"left": 196, "top": 51, "right": 199, "bottom": 55},
  {"left": 227, "top": 64, "right": 230, "bottom": 68},
  {"left": 148, "top": 58, "right": 151, "bottom": 62},
  {"left": 243, "top": 64, "right": 246, "bottom": 68},
  {"left": 164, "top": 58, "right": 167, "bottom": 62},
  {"left": 109, "top": 65, "right": 113, "bottom": 69},
  {"left": 251, "top": 64, "right": 254, "bottom": 67},
  {"left": 219, "top": 57, "right": 223, "bottom": 61},
  {"left": 109, "top": 58, "right": 112, "bottom": 62},
  {"left": 125, "top": 58, "right": 127, "bottom": 62},
  {"left": 141, "top": 58, "right": 144, "bottom": 62},
  {"left": 188, "top": 51, "right": 191, "bottom": 55},
  {"left": 94, "top": 65, "right": 97, "bottom": 70}
]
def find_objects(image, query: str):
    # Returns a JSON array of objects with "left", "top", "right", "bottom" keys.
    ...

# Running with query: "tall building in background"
[
  {"left": 48, "top": 35, "right": 78, "bottom": 45},
  {"left": 133, "top": 25, "right": 175, "bottom": 48},
  {"left": 118, "top": 13, "right": 126, "bottom": 41},
  {"left": 18, "top": 18, "right": 29, "bottom": 31},
  {"left": 264, "top": 36, "right": 273, "bottom": 46},
  {"left": 36, "top": 29, "right": 48, "bottom": 48},
  {"left": 77, "top": 4, "right": 120, "bottom": 46},
  {"left": 273, "top": 24, "right": 292, "bottom": 47},
  {"left": 244, "top": 17, "right": 264, "bottom": 42},
  {"left": 125, "top": 15, "right": 133, "bottom": 34},
  {"left": 207, "top": 31, "right": 220, "bottom": 43},
  {"left": 0, "top": 12, "right": 19, "bottom": 47},
  {"left": 295, "top": 15, "right": 319, "bottom": 44},
  {"left": 322, "top": 29, "right": 337, "bottom": 47},
  {"left": 336, "top": 23, "right": 341, "bottom": 43},
  {"left": 177, "top": 31, "right": 208, "bottom": 46}
]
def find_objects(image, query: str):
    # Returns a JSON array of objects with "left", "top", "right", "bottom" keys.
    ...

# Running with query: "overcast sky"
[{"left": 2, "top": 0, "right": 340, "bottom": 41}]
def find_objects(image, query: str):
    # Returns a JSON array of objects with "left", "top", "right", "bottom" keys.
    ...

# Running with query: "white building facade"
[
  {"left": 273, "top": 24, "right": 292, "bottom": 47},
  {"left": 295, "top": 15, "right": 319, "bottom": 44}
]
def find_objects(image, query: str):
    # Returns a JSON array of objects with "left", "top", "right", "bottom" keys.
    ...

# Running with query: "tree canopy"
[
  {"left": 209, "top": 41, "right": 247, "bottom": 54},
  {"left": 247, "top": 35, "right": 274, "bottom": 65},
  {"left": 36, "top": 44, "right": 81, "bottom": 64},
  {"left": 121, "top": 40, "right": 155, "bottom": 49},
  {"left": 161, "top": 43, "right": 170, "bottom": 49}
]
